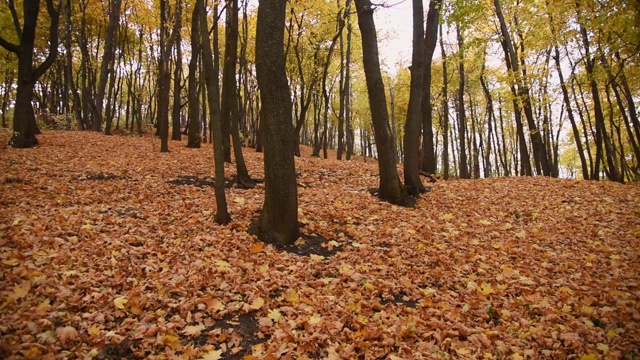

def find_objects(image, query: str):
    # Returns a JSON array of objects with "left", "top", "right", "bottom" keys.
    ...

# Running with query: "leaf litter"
[{"left": 0, "top": 131, "right": 639, "bottom": 359}]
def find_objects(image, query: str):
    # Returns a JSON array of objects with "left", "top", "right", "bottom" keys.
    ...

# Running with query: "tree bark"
[
  {"left": 403, "top": 0, "right": 426, "bottom": 196},
  {"left": 455, "top": 23, "right": 470, "bottom": 179},
  {"left": 420, "top": 0, "right": 441, "bottom": 175},
  {"left": 354, "top": 0, "right": 412, "bottom": 206},
  {"left": 198, "top": 0, "right": 231, "bottom": 224},
  {"left": 187, "top": 0, "right": 202, "bottom": 148},
  {"left": 0, "top": 0, "right": 60, "bottom": 147},
  {"left": 254, "top": 0, "right": 299, "bottom": 246}
]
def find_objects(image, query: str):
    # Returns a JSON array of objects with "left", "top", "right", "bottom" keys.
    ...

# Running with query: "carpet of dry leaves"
[{"left": 1, "top": 131, "right": 639, "bottom": 360}]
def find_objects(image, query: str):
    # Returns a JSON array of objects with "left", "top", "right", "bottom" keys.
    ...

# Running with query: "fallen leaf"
[
  {"left": 114, "top": 296, "right": 128, "bottom": 310},
  {"left": 56, "top": 326, "right": 78, "bottom": 343},
  {"left": 182, "top": 324, "right": 205, "bottom": 336},
  {"left": 249, "top": 242, "right": 264, "bottom": 254},
  {"left": 2, "top": 258, "right": 20, "bottom": 266},
  {"left": 199, "top": 349, "right": 223, "bottom": 360},
  {"left": 268, "top": 309, "right": 282, "bottom": 322},
  {"left": 251, "top": 297, "right": 265, "bottom": 309}
]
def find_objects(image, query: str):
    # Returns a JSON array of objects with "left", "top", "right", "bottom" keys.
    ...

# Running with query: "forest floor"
[{"left": 1, "top": 131, "right": 639, "bottom": 360}]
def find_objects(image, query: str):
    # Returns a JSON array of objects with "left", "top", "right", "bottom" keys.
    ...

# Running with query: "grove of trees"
[{"left": 1, "top": 0, "right": 639, "bottom": 241}]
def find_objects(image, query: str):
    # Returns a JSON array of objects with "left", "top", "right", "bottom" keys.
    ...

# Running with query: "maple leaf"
[
  {"left": 250, "top": 297, "right": 265, "bottom": 309},
  {"left": 258, "top": 317, "right": 273, "bottom": 327},
  {"left": 283, "top": 289, "right": 299, "bottom": 304},
  {"left": 478, "top": 283, "right": 494, "bottom": 295},
  {"left": 9, "top": 280, "right": 31, "bottom": 300},
  {"left": 215, "top": 260, "right": 231, "bottom": 272},
  {"left": 56, "top": 326, "right": 78, "bottom": 344},
  {"left": 309, "top": 254, "right": 325, "bottom": 261},
  {"left": 182, "top": 324, "right": 205, "bottom": 336},
  {"left": 308, "top": 314, "right": 322, "bottom": 325},
  {"left": 114, "top": 296, "right": 128, "bottom": 310},
  {"left": 268, "top": 309, "right": 282, "bottom": 322},
  {"left": 199, "top": 349, "right": 223, "bottom": 360}
]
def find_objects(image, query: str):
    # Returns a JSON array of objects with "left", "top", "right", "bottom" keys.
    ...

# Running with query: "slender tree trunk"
[
  {"left": 455, "top": 23, "right": 470, "bottom": 179},
  {"left": 187, "top": 0, "right": 201, "bottom": 148},
  {"left": 354, "top": 0, "right": 412, "bottom": 206},
  {"left": 171, "top": 0, "right": 183, "bottom": 141},
  {"left": 198, "top": 0, "right": 230, "bottom": 224},
  {"left": 403, "top": 0, "right": 426, "bottom": 196},
  {"left": 420, "top": 0, "right": 441, "bottom": 175},
  {"left": 577, "top": 6, "right": 622, "bottom": 182},
  {"left": 439, "top": 22, "right": 449, "bottom": 179}
]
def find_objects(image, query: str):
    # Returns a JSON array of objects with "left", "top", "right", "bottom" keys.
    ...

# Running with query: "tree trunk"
[
  {"left": 439, "top": 22, "right": 449, "bottom": 180},
  {"left": 221, "top": 0, "right": 254, "bottom": 187},
  {"left": 187, "top": 0, "right": 201, "bottom": 148},
  {"left": 577, "top": 6, "right": 622, "bottom": 182},
  {"left": 157, "top": 0, "right": 173, "bottom": 152},
  {"left": 95, "top": 0, "right": 122, "bottom": 133},
  {"left": 198, "top": 0, "right": 231, "bottom": 224},
  {"left": 455, "top": 23, "right": 470, "bottom": 179},
  {"left": 403, "top": 0, "right": 426, "bottom": 196},
  {"left": 0, "top": 0, "right": 60, "bottom": 147},
  {"left": 420, "top": 0, "right": 441, "bottom": 175},
  {"left": 171, "top": 0, "right": 183, "bottom": 141},
  {"left": 354, "top": 0, "right": 412, "bottom": 206},
  {"left": 254, "top": 0, "right": 299, "bottom": 246}
]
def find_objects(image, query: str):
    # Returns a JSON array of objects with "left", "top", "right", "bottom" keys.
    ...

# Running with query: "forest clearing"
[{"left": 1, "top": 131, "right": 639, "bottom": 359}]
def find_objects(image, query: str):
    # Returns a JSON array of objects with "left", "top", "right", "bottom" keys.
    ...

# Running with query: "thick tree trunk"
[
  {"left": 354, "top": 0, "right": 412, "bottom": 206},
  {"left": 0, "top": 0, "right": 60, "bottom": 147},
  {"left": 254, "top": 0, "right": 299, "bottom": 246},
  {"left": 95, "top": 0, "right": 122, "bottom": 133}
]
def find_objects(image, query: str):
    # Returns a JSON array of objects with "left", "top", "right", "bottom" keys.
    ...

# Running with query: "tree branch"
[
  {"left": 34, "top": 0, "right": 62, "bottom": 79},
  {"left": 7, "top": 0, "right": 23, "bottom": 39},
  {"left": 0, "top": 34, "right": 19, "bottom": 54}
]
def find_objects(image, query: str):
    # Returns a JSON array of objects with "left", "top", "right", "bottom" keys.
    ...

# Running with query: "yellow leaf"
[
  {"left": 251, "top": 297, "right": 265, "bottom": 309},
  {"left": 308, "top": 314, "right": 322, "bottom": 325},
  {"left": 516, "top": 230, "right": 527, "bottom": 239},
  {"left": 88, "top": 325, "right": 101, "bottom": 336},
  {"left": 479, "top": 219, "right": 492, "bottom": 225},
  {"left": 310, "top": 254, "right": 325, "bottom": 261},
  {"left": 580, "top": 354, "right": 598, "bottom": 360},
  {"left": 478, "top": 283, "right": 494, "bottom": 295},
  {"left": 199, "top": 349, "right": 223, "bottom": 360},
  {"left": 2, "top": 258, "right": 20, "bottom": 266},
  {"left": 10, "top": 281, "right": 31, "bottom": 300},
  {"left": 182, "top": 324, "right": 205, "bottom": 336},
  {"left": 268, "top": 309, "right": 282, "bottom": 322},
  {"left": 455, "top": 348, "right": 470, "bottom": 355},
  {"left": 440, "top": 213, "right": 453, "bottom": 220},
  {"left": 364, "top": 282, "right": 376, "bottom": 290},
  {"left": 249, "top": 242, "right": 264, "bottom": 254},
  {"left": 233, "top": 197, "right": 245, "bottom": 205},
  {"left": 597, "top": 343, "right": 609, "bottom": 353},
  {"left": 215, "top": 260, "right": 231, "bottom": 272},
  {"left": 284, "top": 289, "right": 299, "bottom": 304},
  {"left": 114, "top": 296, "right": 128, "bottom": 310}
]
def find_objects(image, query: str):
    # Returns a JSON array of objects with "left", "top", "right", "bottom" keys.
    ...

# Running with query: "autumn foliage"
[{"left": 1, "top": 131, "right": 639, "bottom": 359}]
